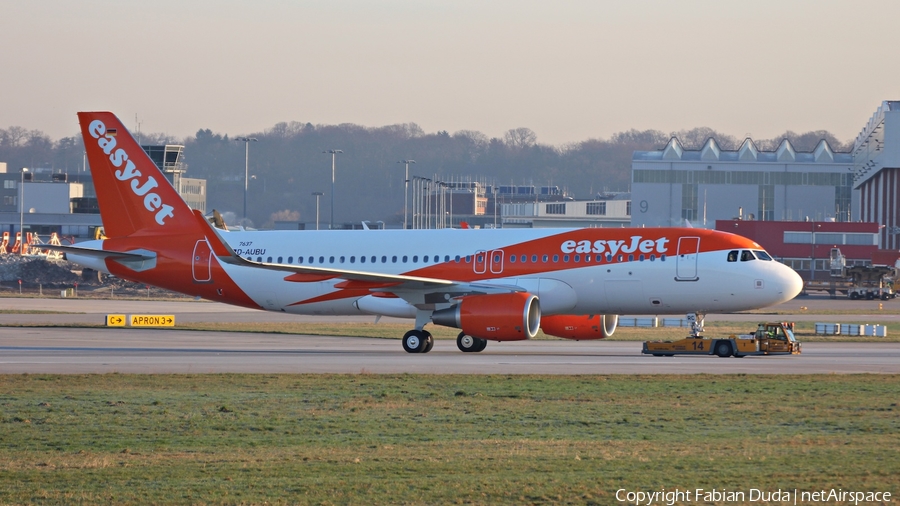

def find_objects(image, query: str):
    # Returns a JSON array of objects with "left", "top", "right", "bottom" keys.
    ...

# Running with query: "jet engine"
[
  {"left": 540, "top": 314, "right": 618, "bottom": 340},
  {"left": 431, "top": 292, "right": 540, "bottom": 341}
]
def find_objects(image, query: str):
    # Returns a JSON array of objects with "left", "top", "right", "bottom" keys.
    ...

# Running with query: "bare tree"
[{"left": 503, "top": 127, "right": 537, "bottom": 149}]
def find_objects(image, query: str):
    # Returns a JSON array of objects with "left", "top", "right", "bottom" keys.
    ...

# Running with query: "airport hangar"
[{"left": 629, "top": 100, "right": 900, "bottom": 279}]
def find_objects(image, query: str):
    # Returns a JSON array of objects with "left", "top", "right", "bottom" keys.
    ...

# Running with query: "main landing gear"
[
  {"left": 456, "top": 332, "right": 487, "bottom": 353},
  {"left": 402, "top": 329, "right": 434, "bottom": 353}
]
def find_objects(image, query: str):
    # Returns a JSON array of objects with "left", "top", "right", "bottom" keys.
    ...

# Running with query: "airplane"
[{"left": 56, "top": 111, "right": 804, "bottom": 354}]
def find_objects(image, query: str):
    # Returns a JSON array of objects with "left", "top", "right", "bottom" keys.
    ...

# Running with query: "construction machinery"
[{"left": 830, "top": 248, "right": 897, "bottom": 300}]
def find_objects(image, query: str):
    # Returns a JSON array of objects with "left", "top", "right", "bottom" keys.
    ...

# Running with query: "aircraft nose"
[{"left": 774, "top": 263, "right": 804, "bottom": 302}]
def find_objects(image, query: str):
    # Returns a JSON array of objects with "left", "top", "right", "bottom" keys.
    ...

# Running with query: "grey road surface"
[
  {"left": 1, "top": 296, "right": 898, "bottom": 374},
  {"left": 1, "top": 327, "right": 898, "bottom": 375}
]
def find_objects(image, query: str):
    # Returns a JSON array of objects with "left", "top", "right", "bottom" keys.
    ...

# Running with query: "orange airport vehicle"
[{"left": 642, "top": 322, "right": 801, "bottom": 358}]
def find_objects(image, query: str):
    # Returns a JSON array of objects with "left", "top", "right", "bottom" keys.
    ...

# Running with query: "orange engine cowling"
[
  {"left": 541, "top": 314, "right": 618, "bottom": 340},
  {"left": 431, "top": 292, "right": 540, "bottom": 341}
]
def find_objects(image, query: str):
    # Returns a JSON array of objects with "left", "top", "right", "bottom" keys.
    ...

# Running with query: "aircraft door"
[
  {"left": 473, "top": 250, "right": 487, "bottom": 274},
  {"left": 489, "top": 249, "right": 504, "bottom": 274},
  {"left": 675, "top": 236, "right": 700, "bottom": 281},
  {"left": 192, "top": 239, "right": 213, "bottom": 283}
]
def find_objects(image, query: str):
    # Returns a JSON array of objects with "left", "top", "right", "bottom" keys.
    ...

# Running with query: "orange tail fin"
[{"left": 78, "top": 112, "right": 196, "bottom": 238}]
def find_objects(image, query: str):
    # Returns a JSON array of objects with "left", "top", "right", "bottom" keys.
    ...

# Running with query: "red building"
[{"left": 716, "top": 220, "right": 881, "bottom": 281}]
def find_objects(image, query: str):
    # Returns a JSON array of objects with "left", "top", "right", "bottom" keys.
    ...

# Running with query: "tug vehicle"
[{"left": 642, "top": 322, "right": 801, "bottom": 358}]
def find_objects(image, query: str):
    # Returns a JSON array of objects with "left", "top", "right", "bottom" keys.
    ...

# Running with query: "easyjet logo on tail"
[
  {"left": 88, "top": 119, "right": 175, "bottom": 226},
  {"left": 561, "top": 236, "right": 670, "bottom": 256}
]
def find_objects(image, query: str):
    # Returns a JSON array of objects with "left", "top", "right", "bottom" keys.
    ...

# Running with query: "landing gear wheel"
[
  {"left": 457, "top": 332, "right": 477, "bottom": 352},
  {"left": 456, "top": 332, "right": 488, "bottom": 353},
  {"left": 402, "top": 330, "right": 430, "bottom": 353},
  {"left": 422, "top": 333, "right": 434, "bottom": 353},
  {"left": 715, "top": 342, "right": 732, "bottom": 358}
]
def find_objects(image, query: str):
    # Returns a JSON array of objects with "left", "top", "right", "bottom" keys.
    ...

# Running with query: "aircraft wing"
[
  {"left": 201, "top": 210, "right": 523, "bottom": 302},
  {"left": 218, "top": 253, "right": 454, "bottom": 288},
  {"left": 217, "top": 254, "right": 523, "bottom": 304}
]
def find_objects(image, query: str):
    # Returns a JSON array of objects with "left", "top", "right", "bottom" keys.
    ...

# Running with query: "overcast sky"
[{"left": 1, "top": 0, "right": 896, "bottom": 145}]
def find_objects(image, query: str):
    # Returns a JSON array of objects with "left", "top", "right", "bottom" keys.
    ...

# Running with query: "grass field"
[{"left": 0, "top": 374, "right": 897, "bottom": 504}]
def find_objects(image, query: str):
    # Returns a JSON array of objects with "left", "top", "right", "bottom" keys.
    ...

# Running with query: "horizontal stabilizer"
[{"left": 42, "top": 244, "right": 157, "bottom": 272}]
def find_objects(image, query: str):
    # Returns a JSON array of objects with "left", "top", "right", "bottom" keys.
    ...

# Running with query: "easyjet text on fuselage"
[{"left": 560, "top": 236, "right": 669, "bottom": 256}]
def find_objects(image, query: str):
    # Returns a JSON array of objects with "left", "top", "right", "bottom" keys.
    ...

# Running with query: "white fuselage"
[{"left": 158, "top": 228, "right": 801, "bottom": 317}]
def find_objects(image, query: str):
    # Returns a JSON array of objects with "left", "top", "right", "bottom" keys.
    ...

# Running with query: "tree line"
[{"left": 0, "top": 122, "right": 851, "bottom": 228}]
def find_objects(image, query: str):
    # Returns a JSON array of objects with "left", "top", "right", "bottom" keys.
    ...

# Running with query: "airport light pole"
[
  {"left": 19, "top": 168, "right": 28, "bottom": 255},
  {"left": 235, "top": 136, "right": 257, "bottom": 223},
  {"left": 398, "top": 160, "right": 415, "bottom": 229},
  {"left": 324, "top": 149, "right": 342, "bottom": 229},
  {"left": 312, "top": 192, "right": 323, "bottom": 230}
]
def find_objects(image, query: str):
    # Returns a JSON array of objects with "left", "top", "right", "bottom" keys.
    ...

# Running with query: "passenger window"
[
  {"left": 727, "top": 250, "right": 738, "bottom": 262},
  {"left": 639, "top": 254, "right": 644, "bottom": 261},
  {"left": 371, "top": 256, "right": 377, "bottom": 263},
  {"left": 606, "top": 254, "right": 612, "bottom": 262},
  {"left": 297, "top": 257, "right": 303, "bottom": 264},
  {"left": 510, "top": 255, "right": 516, "bottom": 263},
  {"left": 329, "top": 256, "right": 334, "bottom": 263},
  {"left": 444, "top": 255, "right": 450, "bottom": 262},
  {"left": 618, "top": 255, "right": 623, "bottom": 262},
  {"left": 542, "top": 255, "right": 548, "bottom": 262},
  {"left": 318, "top": 256, "right": 324, "bottom": 264},
  {"left": 288, "top": 256, "right": 293, "bottom": 263},
  {"left": 350, "top": 256, "right": 356, "bottom": 263},
  {"left": 532, "top": 255, "right": 538, "bottom": 263},
  {"left": 382, "top": 256, "right": 387, "bottom": 263},
  {"left": 403, "top": 256, "right": 408, "bottom": 263},
  {"left": 553, "top": 255, "right": 559, "bottom": 262},
  {"left": 257, "top": 257, "right": 262, "bottom": 262},
  {"left": 465, "top": 255, "right": 471, "bottom": 263},
  {"left": 493, "top": 254, "right": 500, "bottom": 263},
  {"left": 629, "top": 254, "right": 634, "bottom": 262},
  {"left": 360, "top": 256, "right": 366, "bottom": 263},
  {"left": 412, "top": 255, "right": 418, "bottom": 263},
  {"left": 267, "top": 257, "right": 273, "bottom": 263},
  {"left": 340, "top": 256, "right": 345, "bottom": 263},
  {"left": 277, "top": 256, "right": 283, "bottom": 263},
  {"left": 649, "top": 254, "right": 655, "bottom": 261},
  {"left": 423, "top": 255, "right": 429, "bottom": 262},
  {"left": 455, "top": 255, "right": 461, "bottom": 262},
  {"left": 573, "top": 255, "right": 579, "bottom": 262},
  {"left": 740, "top": 250, "right": 756, "bottom": 262}
]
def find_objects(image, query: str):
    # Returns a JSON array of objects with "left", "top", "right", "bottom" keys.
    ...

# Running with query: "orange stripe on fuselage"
[{"left": 287, "top": 228, "right": 757, "bottom": 306}]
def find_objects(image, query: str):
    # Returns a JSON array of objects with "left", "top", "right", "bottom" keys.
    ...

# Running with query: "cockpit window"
[
  {"left": 727, "top": 250, "right": 738, "bottom": 262},
  {"left": 754, "top": 250, "right": 773, "bottom": 261},
  {"left": 740, "top": 250, "right": 756, "bottom": 261}
]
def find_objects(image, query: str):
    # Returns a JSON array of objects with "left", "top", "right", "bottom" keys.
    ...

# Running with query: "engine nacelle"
[
  {"left": 431, "top": 292, "right": 540, "bottom": 341},
  {"left": 541, "top": 314, "right": 618, "bottom": 340}
]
